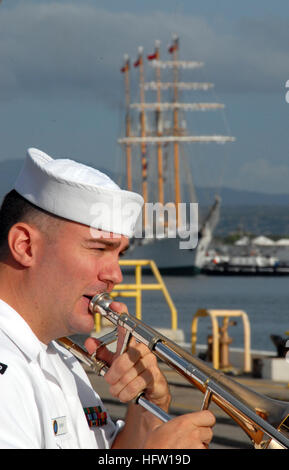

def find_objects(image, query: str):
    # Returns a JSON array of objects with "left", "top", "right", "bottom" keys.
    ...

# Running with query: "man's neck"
[{"left": 0, "top": 263, "right": 50, "bottom": 344}]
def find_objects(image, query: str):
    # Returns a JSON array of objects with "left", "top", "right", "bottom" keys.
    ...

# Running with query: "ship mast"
[
  {"left": 118, "top": 36, "right": 235, "bottom": 234},
  {"left": 120, "top": 54, "right": 132, "bottom": 190},
  {"left": 155, "top": 42, "right": 164, "bottom": 206},
  {"left": 149, "top": 41, "right": 164, "bottom": 205},
  {"left": 170, "top": 35, "right": 181, "bottom": 227},
  {"left": 135, "top": 47, "right": 149, "bottom": 227}
]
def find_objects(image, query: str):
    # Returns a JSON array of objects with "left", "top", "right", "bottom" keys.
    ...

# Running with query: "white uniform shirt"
[{"left": 0, "top": 299, "right": 124, "bottom": 449}]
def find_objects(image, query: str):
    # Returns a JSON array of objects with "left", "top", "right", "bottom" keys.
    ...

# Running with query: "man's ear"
[{"left": 7, "top": 222, "right": 41, "bottom": 267}]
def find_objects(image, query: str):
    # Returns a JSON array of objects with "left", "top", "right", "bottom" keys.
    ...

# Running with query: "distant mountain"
[
  {"left": 1, "top": 158, "right": 289, "bottom": 207},
  {"left": 196, "top": 186, "right": 289, "bottom": 207},
  {"left": 215, "top": 205, "right": 289, "bottom": 237},
  {"left": 1, "top": 158, "right": 289, "bottom": 236}
]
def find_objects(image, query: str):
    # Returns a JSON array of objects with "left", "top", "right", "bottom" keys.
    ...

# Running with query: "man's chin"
[
  {"left": 71, "top": 299, "right": 96, "bottom": 335},
  {"left": 70, "top": 319, "right": 95, "bottom": 337}
]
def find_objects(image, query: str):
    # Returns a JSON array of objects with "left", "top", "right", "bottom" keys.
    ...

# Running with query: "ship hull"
[
  {"left": 122, "top": 198, "right": 220, "bottom": 274},
  {"left": 123, "top": 236, "right": 200, "bottom": 274}
]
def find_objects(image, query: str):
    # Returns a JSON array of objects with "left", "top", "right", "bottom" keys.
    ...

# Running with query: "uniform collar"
[{"left": 0, "top": 299, "right": 45, "bottom": 362}]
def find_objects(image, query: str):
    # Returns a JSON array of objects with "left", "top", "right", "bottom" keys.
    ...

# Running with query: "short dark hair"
[{"left": 0, "top": 190, "right": 60, "bottom": 260}]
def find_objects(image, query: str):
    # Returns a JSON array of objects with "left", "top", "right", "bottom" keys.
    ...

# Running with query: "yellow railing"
[{"left": 94, "top": 259, "right": 178, "bottom": 332}]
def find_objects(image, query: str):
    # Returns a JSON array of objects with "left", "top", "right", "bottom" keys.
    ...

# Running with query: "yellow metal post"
[
  {"left": 94, "top": 259, "right": 178, "bottom": 331},
  {"left": 94, "top": 312, "right": 101, "bottom": 332},
  {"left": 135, "top": 263, "right": 142, "bottom": 319}
]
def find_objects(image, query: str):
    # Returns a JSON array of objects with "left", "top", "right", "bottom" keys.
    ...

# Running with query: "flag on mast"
[
  {"left": 168, "top": 37, "right": 179, "bottom": 54},
  {"left": 121, "top": 54, "right": 130, "bottom": 73},
  {"left": 120, "top": 61, "right": 130, "bottom": 73},
  {"left": 147, "top": 51, "right": 157, "bottom": 61},
  {"left": 134, "top": 47, "right": 143, "bottom": 67},
  {"left": 134, "top": 56, "right": 141, "bottom": 67}
]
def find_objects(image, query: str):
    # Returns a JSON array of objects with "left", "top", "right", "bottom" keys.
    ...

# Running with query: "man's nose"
[{"left": 99, "top": 258, "right": 123, "bottom": 290}]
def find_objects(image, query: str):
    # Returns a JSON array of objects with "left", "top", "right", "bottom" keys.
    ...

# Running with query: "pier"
[
  {"left": 84, "top": 362, "right": 289, "bottom": 449},
  {"left": 79, "top": 260, "right": 289, "bottom": 449}
]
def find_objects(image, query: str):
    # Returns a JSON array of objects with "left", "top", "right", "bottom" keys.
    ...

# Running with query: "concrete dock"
[{"left": 84, "top": 361, "right": 289, "bottom": 449}]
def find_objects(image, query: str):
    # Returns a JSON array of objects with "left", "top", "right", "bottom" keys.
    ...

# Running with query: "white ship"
[{"left": 118, "top": 35, "right": 235, "bottom": 273}]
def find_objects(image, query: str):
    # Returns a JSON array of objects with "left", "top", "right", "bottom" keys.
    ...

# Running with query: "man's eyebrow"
[
  {"left": 85, "top": 238, "right": 121, "bottom": 247},
  {"left": 85, "top": 238, "right": 129, "bottom": 251}
]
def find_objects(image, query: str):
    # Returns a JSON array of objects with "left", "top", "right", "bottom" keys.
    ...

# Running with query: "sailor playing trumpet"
[{"left": 0, "top": 148, "right": 215, "bottom": 449}]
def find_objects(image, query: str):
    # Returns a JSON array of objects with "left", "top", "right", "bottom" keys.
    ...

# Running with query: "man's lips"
[
  {"left": 83, "top": 295, "right": 93, "bottom": 301},
  {"left": 82, "top": 295, "right": 94, "bottom": 312},
  {"left": 82, "top": 290, "right": 108, "bottom": 313}
]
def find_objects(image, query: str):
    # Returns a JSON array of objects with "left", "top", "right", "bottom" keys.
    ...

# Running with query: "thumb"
[{"left": 84, "top": 336, "right": 115, "bottom": 366}]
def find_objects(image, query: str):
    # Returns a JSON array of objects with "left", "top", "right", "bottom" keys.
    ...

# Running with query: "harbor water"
[{"left": 119, "top": 272, "right": 289, "bottom": 353}]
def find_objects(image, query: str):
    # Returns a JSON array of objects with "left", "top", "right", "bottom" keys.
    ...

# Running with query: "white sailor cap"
[{"left": 14, "top": 148, "right": 144, "bottom": 238}]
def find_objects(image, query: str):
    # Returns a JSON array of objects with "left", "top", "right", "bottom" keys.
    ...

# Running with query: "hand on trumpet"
[
  {"left": 143, "top": 410, "right": 216, "bottom": 449},
  {"left": 85, "top": 300, "right": 171, "bottom": 411},
  {"left": 85, "top": 301, "right": 216, "bottom": 449}
]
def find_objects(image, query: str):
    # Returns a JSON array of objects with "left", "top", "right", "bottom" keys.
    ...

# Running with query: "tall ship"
[{"left": 118, "top": 35, "right": 235, "bottom": 273}]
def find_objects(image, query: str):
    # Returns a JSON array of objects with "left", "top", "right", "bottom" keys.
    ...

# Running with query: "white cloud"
[{"left": 0, "top": 2, "right": 289, "bottom": 102}]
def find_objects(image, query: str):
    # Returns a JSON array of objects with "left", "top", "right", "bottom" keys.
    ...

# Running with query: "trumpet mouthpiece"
[{"left": 89, "top": 292, "right": 113, "bottom": 315}]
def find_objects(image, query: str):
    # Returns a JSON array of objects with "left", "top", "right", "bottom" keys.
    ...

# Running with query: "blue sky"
[{"left": 0, "top": 0, "right": 289, "bottom": 194}]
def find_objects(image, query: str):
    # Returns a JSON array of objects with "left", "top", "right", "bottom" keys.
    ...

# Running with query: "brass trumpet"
[{"left": 58, "top": 292, "right": 289, "bottom": 449}]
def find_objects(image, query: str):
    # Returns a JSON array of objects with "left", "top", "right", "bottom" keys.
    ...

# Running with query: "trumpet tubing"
[{"left": 59, "top": 292, "right": 289, "bottom": 449}]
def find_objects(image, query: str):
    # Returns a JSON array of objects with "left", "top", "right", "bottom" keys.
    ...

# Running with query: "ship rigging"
[{"left": 118, "top": 35, "right": 235, "bottom": 273}]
